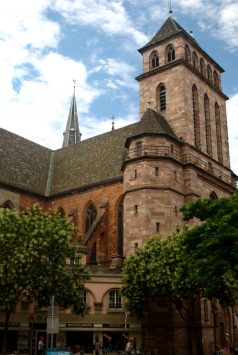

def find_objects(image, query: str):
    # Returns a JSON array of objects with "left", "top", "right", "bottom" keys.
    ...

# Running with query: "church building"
[{"left": 0, "top": 15, "right": 237, "bottom": 355}]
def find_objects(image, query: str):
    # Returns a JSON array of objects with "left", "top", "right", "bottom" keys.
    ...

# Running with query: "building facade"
[{"left": 0, "top": 16, "right": 237, "bottom": 355}]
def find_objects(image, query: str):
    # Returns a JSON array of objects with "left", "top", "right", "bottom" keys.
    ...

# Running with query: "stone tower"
[{"left": 123, "top": 16, "right": 236, "bottom": 256}]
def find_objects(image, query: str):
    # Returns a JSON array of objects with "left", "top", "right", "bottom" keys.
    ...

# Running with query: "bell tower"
[
  {"left": 123, "top": 16, "right": 236, "bottom": 257},
  {"left": 136, "top": 16, "right": 230, "bottom": 168}
]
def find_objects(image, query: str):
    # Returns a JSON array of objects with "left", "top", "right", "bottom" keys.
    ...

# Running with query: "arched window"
[
  {"left": 167, "top": 44, "right": 175, "bottom": 62},
  {"left": 3, "top": 200, "right": 13, "bottom": 209},
  {"left": 204, "top": 94, "right": 212, "bottom": 156},
  {"left": 117, "top": 200, "right": 123, "bottom": 257},
  {"left": 85, "top": 203, "right": 97, "bottom": 233},
  {"left": 192, "top": 51, "right": 198, "bottom": 69},
  {"left": 185, "top": 44, "right": 191, "bottom": 62},
  {"left": 214, "top": 70, "right": 219, "bottom": 88},
  {"left": 58, "top": 207, "right": 65, "bottom": 216},
  {"left": 157, "top": 84, "right": 166, "bottom": 111},
  {"left": 150, "top": 51, "right": 159, "bottom": 69},
  {"left": 192, "top": 85, "right": 201, "bottom": 149},
  {"left": 215, "top": 103, "right": 223, "bottom": 163},
  {"left": 200, "top": 58, "right": 205, "bottom": 76},
  {"left": 207, "top": 64, "right": 212, "bottom": 81},
  {"left": 210, "top": 191, "right": 218, "bottom": 200}
]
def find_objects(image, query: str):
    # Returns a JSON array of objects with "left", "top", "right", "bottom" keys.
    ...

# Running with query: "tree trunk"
[{"left": 1, "top": 308, "right": 11, "bottom": 355}]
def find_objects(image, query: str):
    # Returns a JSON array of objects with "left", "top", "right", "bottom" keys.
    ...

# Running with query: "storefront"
[{"left": 59, "top": 322, "right": 142, "bottom": 353}]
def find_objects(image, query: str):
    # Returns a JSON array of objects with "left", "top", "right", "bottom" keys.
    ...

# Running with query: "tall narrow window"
[
  {"left": 192, "top": 85, "right": 201, "bottom": 149},
  {"left": 214, "top": 71, "right": 219, "bottom": 88},
  {"left": 150, "top": 51, "right": 159, "bottom": 69},
  {"left": 215, "top": 102, "right": 223, "bottom": 163},
  {"left": 207, "top": 65, "right": 212, "bottom": 82},
  {"left": 85, "top": 203, "right": 97, "bottom": 233},
  {"left": 204, "top": 94, "right": 212, "bottom": 156},
  {"left": 185, "top": 44, "right": 191, "bottom": 62},
  {"left": 134, "top": 205, "right": 138, "bottom": 215},
  {"left": 156, "top": 222, "right": 160, "bottom": 233},
  {"left": 117, "top": 200, "right": 123, "bottom": 257},
  {"left": 158, "top": 85, "right": 166, "bottom": 111},
  {"left": 136, "top": 141, "right": 142, "bottom": 157},
  {"left": 155, "top": 167, "right": 159, "bottom": 176},
  {"left": 200, "top": 58, "right": 205, "bottom": 76},
  {"left": 192, "top": 51, "right": 198, "bottom": 69},
  {"left": 167, "top": 44, "right": 175, "bottom": 62},
  {"left": 109, "top": 290, "right": 122, "bottom": 309}
]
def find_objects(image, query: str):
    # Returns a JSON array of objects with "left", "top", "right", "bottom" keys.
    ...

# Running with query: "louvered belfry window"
[{"left": 160, "top": 85, "right": 166, "bottom": 111}]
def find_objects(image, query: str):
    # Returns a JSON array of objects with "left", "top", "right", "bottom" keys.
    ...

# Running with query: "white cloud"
[
  {"left": 53, "top": 0, "right": 148, "bottom": 46},
  {"left": 175, "top": 0, "right": 238, "bottom": 51},
  {"left": 227, "top": 93, "right": 238, "bottom": 176}
]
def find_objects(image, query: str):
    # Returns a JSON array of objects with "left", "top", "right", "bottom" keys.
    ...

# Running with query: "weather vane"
[{"left": 168, "top": 0, "right": 173, "bottom": 14}]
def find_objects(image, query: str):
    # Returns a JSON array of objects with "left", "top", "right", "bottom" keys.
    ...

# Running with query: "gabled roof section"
[
  {"left": 139, "top": 16, "right": 199, "bottom": 53},
  {"left": 62, "top": 87, "right": 81, "bottom": 147},
  {"left": 125, "top": 108, "right": 178, "bottom": 147}
]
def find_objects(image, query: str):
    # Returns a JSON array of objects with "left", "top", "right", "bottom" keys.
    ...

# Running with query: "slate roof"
[
  {"left": 0, "top": 128, "right": 52, "bottom": 196},
  {"left": 0, "top": 109, "right": 178, "bottom": 197},
  {"left": 125, "top": 108, "right": 177, "bottom": 147}
]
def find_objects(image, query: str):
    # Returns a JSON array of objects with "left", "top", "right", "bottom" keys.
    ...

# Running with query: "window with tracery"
[
  {"left": 215, "top": 102, "right": 223, "bottom": 163},
  {"left": 185, "top": 44, "right": 191, "bottom": 62},
  {"left": 204, "top": 94, "right": 212, "bottom": 156},
  {"left": 157, "top": 84, "right": 166, "bottom": 111},
  {"left": 150, "top": 51, "right": 159, "bottom": 69},
  {"left": 214, "top": 70, "right": 219, "bottom": 88},
  {"left": 207, "top": 65, "right": 212, "bottom": 81},
  {"left": 167, "top": 44, "right": 175, "bottom": 62},
  {"left": 85, "top": 203, "right": 97, "bottom": 233},
  {"left": 192, "top": 51, "right": 198, "bottom": 69},
  {"left": 192, "top": 85, "right": 201, "bottom": 149},
  {"left": 200, "top": 58, "right": 205, "bottom": 76}
]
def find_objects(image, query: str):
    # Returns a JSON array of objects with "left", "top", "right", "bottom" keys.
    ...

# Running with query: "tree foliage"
[
  {"left": 122, "top": 190, "right": 238, "bottom": 354},
  {"left": 181, "top": 189, "right": 238, "bottom": 305},
  {"left": 0, "top": 205, "right": 90, "bottom": 353}
]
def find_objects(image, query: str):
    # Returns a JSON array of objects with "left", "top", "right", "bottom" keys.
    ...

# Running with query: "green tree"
[
  {"left": 0, "top": 205, "right": 90, "bottom": 355},
  {"left": 122, "top": 232, "right": 203, "bottom": 355},
  {"left": 122, "top": 190, "right": 238, "bottom": 355},
  {"left": 181, "top": 190, "right": 238, "bottom": 305}
]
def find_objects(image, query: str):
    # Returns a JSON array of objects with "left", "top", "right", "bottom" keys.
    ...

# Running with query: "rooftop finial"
[
  {"left": 112, "top": 116, "right": 115, "bottom": 131},
  {"left": 73, "top": 79, "right": 76, "bottom": 94},
  {"left": 168, "top": 0, "right": 173, "bottom": 14}
]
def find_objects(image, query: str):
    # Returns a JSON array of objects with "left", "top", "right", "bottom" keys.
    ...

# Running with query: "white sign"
[{"left": 47, "top": 316, "right": 59, "bottom": 334}]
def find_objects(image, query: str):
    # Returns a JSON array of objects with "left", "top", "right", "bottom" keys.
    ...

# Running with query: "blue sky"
[{"left": 0, "top": 0, "right": 237, "bottom": 175}]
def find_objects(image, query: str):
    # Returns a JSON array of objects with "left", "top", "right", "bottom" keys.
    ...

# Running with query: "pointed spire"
[{"left": 62, "top": 80, "right": 81, "bottom": 148}]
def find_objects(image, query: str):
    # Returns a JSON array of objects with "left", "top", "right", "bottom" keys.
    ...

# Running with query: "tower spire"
[{"left": 62, "top": 80, "right": 81, "bottom": 147}]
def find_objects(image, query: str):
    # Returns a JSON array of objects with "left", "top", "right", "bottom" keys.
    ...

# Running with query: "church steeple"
[{"left": 62, "top": 82, "right": 81, "bottom": 147}]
